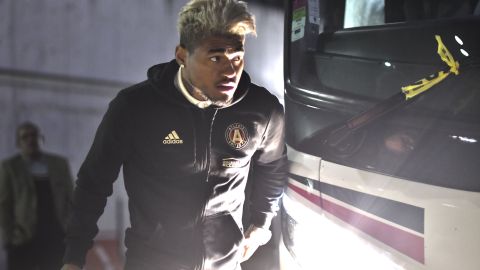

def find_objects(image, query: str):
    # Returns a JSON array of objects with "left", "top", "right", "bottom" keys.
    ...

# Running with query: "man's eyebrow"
[{"left": 208, "top": 45, "right": 244, "bottom": 54}]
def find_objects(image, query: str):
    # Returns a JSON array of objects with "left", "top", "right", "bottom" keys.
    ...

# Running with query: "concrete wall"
[
  {"left": 0, "top": 1, "right": 283, "bottom": 265},
  {"left": 0, "top": 0, "right": 283, "bottom": 95}
]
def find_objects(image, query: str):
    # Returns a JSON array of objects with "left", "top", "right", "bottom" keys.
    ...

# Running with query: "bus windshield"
[{"left": 284, "top": 0, "right": 480, "bottom": 191}]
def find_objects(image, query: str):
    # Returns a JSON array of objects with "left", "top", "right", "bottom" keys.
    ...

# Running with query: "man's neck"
[
  {"left": 21, "top": 151, "right": 41, "bottom": 162},
  {"left": 175, "top": 67, "right": 213, "bottom": 109},
  {"left": 175, "top": 65, "right": 233, "bottom": 108},
  {"left": 183, "top": 78, "right": 209, "bottom": 102}
]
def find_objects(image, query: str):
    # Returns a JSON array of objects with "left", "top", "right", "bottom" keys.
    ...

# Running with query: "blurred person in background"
[
  {"left": 0, "top": 121, "right": 74, "bottom": 270},
  {"left": 61, "top": 0, "right": 287, "bottom": 269}
]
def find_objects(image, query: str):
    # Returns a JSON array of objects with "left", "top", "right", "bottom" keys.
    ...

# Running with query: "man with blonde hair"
[{"left": 62, "top": 0, "right": 286, "bottom": 269}]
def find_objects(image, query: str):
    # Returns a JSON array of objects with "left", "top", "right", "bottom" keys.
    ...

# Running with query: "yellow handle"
[{"left": 401, "top": 35, "right": 460, "bottom": 100}]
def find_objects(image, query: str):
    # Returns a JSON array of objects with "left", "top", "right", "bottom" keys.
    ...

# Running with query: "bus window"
[
  {"left": 285, "top": 0, "right": 480, "bottom": 191},
  {"left": 344, "top": 0, "right": 385, "bottom": 28}
]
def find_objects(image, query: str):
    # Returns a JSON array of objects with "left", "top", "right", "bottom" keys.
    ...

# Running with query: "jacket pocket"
[
  {"left": 202, "top": 213, "right": 244, "bottom": 265},
  {"left": 146, "top": 222, "right": 165, "bottom": 248},
  {"left": 125, "top": 222, "right": 165, "bottom": 250}
]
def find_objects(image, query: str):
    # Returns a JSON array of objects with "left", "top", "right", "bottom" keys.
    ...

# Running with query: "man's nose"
[
  {"left": 222, "top": 60, "right": 237, "bottom": 78},
  {"left": 26, "top": 136, "right": 38, "bottom": 145}
]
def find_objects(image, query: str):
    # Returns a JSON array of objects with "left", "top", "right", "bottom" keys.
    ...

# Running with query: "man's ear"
[{"left": 175, "top": 45, "right": 188, "bottom": 67}]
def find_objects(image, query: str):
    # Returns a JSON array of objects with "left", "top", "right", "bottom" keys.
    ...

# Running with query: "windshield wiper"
[{"left": 324, "top": 35, "right": 461, "bottom": 148}]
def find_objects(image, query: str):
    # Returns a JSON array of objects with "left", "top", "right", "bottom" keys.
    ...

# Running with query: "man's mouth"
[{"left": 217, "top": 82, "right": 236, "bottom": 92}]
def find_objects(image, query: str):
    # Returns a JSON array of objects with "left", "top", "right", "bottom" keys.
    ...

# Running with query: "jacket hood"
[{"left": 147, "top": 60, "right": 250, "bottom": 108}]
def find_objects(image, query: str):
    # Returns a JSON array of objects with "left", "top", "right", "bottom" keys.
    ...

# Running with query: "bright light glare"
[
  {"left": 384, "top": 61, "right": 392, "bottom": 67},
  {"left": 306, "top": 181, "right": 314, "bottom": 193},
  {"left": 450, "top": 135, "right": 477, "bottom": 143},
  {"left": 283, "top": 194, "right": 406, "bottom": 270},
  {"left": 454, "top": 35, "right": 464, "bottom": 45},
  {"left": 442, "top": 203, "right": 457, "bottom": 208},
  {"left": 460, "top": 49, "right": 470, "bottom": 57}
]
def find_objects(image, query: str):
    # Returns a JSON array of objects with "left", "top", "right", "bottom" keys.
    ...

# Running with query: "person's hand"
[
  {"left": 240, "top": 225, "right": 272, "bottom": 262},
  {"left": 60, "top": 264, "right": 81, "bottom": 270},
  {"left": 241, "top": 236, "right": 261, "bottom": 262}
]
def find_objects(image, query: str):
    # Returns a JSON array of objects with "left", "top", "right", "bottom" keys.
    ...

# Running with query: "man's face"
[
  {"left": 176, "top": 35, "right": 245, "bottom": 106},
  {"left": 17, "top": 126, "right": 41, "bottom": 157}
]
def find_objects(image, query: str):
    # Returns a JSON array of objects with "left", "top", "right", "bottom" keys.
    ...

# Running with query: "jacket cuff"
[
  {"left": 249, "top": 211, "right": 274, "bottom": 229},
  {"left": 63, "top": 244, "right": 89, "bottom": 268}
]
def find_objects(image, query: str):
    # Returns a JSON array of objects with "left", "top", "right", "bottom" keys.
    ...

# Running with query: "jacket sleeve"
[
  {"left": 63, "top": 93, "right": 132, "bottom": 267},
  {"left": 61, "top": 157, "right": 74, "bottom": 207},
  {"left": 59, "top": 156, "right": 75, "bottom": 230},
  {"left": 249, "top": 100, "right": 287, "bottom": 229},
  {"left": 0, "top": 161, "right": 13, "bottom": 246}
]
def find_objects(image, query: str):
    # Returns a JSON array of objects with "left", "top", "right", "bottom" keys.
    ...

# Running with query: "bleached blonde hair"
[{"left": 178, "top": 0, "right": 256, "bottom": 52}]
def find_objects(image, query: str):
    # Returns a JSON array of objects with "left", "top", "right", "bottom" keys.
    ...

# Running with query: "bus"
[{"left": 280, "top": 0, "right": 480, "bottom": 269}]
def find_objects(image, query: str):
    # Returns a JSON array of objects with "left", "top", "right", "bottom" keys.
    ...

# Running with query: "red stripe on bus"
[{"left": 288, "top": 183, "right": 425, "bottom": 263}]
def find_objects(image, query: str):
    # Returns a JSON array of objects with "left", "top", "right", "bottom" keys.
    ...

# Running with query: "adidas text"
[{"left": 163, "top": 139, "right": 183, "bottom": 144}]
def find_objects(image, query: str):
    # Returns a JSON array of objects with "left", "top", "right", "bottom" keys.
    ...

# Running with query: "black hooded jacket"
[{"left": 64, "top": 60, "right": 287, "bottom": 269}]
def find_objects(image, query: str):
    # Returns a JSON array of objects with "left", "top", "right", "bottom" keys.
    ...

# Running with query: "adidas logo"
[{"left": 163, "top": 130, "right": 183, "bottom": 144}]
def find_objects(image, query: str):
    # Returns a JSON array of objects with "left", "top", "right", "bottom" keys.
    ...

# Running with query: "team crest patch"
[{"left": 225, "top": 123, "right": 249, "bottom": 149}]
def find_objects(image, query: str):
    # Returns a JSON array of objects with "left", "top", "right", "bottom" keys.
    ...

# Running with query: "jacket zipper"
[
  {"left": 197, "top": 109, "right": 218, "bottom": 270},
  {"left": 205, "top": 109, "right": 218, "bottom": 182}
]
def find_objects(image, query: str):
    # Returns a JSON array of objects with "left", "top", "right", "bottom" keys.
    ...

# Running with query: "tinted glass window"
[{"left": 285, "top": 0, "right": 480, "bottom": 191}]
